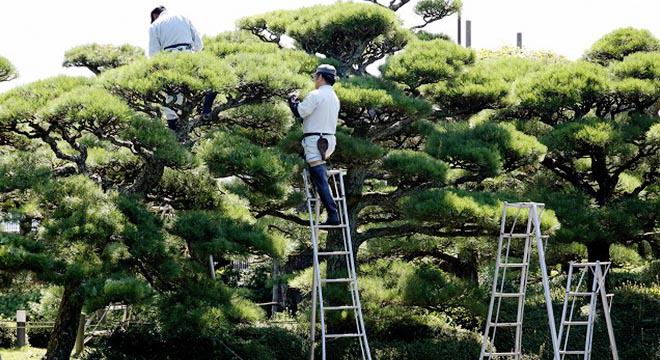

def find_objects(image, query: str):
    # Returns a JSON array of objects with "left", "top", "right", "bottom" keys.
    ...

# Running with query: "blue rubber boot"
[{"left": 309, "top": 164, "right": 340, "bottom": 225}]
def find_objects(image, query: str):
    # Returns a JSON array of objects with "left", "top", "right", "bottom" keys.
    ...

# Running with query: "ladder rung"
[
  {"left": 501, "top": 233, "right": 549, "bottom": 239},
  {"left": 491, "top": 322, "right": 522, "bottom": 327},
  {"left": 500, "top": 262, "right": 528, "bottom": 268},
  {"left": 494, "top": 292, "right": 524, "bottom": 298},
  {"left": 502, "top": 233, "right": 530, "bottom": 238},
  {"left": 505, "top": 202, "right": 545, "bottom": 208},
  {"left": 563, "top": 321, "right": 590, "bottom": 326},
  {"left": 327, "top": 169, "right": 346, "bottom": 176},
  {"left": 317, "top": 251, "right": 350, "bottom": 256},
  {"left": 483, "top": 352, "right": 519, "bottom": 356},
  {"left": 559, "top": 350, "right": 587, "bottom": 355},
  {"left": 569, "top": 261, "right": 612, "bottom": 267},
  {"left": 325, "top": 333, "right": 362, "bottom": 339},
  {"left": 567, "top": 292, "right": 593, "bottom": 296},
  {"left": 324, "top": 305, "right": 358, "bottom": 311},
  {"left": 321, "top": 278, "right": 354, "bottom": 283},
  {"left": 316, "top": 224, "right": 349, "bottom": 229},
  {"left": 309, "top": 197, "right": 345, "bottom": 202}
]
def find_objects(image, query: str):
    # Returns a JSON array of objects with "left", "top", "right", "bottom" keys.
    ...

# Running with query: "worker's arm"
[
  {"left": 190, "top": 20, "right": 203, "bottom": 51},
  {"left": 296, "top": 91, "right": 321, "bottom": 118},
  {"left": 148, "top": 25, "right": 161, "bottom": 57}
]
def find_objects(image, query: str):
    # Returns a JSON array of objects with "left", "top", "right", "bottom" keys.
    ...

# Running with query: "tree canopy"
[{"left": 0, "top": 2, "right": 658, "bottom": 359}]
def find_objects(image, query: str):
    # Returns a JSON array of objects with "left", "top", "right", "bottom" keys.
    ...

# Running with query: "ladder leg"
[
  {"left": 338, "top": 173, "right": 371, "bottom": 360},
  {"left": 514, "top": 213, "right": 534, "bottom": 359},
  {"left": 532, "top": 205, "right": 561, "bottom": 360},
  {"left": 584, "top": 266, "right": 598, "bottom": 360},
  {"left": 310, "top": 256, "right": 318, "bottom": 360},
  {"left": 480, "top": 204, "right": 509, "bottom": 359},
  {"left": 595, "top": 263, "right": 618, "bottom": 360},
  {"left": 558, "top": 264, "right": 574, "bottom": 360}
]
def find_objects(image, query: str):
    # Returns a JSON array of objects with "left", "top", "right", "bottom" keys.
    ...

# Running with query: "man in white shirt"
[
  {"left": 288, "top": 65, "right": 341, "bottom": 225},
  {"left": 149, "top": 6, "right": 213, "bottom": 130}
]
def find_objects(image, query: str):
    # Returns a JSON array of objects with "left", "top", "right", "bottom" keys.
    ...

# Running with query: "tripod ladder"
[
  {"left": 303, "top": 168, "right": 371, "bottom": 360},
  {"left": 557, "top": 261, "right": 618, "bottom": 359},
  {"left": 480, "top": 202, "right": 561, "bottom": 359}
]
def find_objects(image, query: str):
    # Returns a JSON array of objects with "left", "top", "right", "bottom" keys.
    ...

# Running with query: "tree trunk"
[
  {"left": 587, "top": 240, "right": 610, "bottom": 263},
  {"left": 45, "top": 282, "right": 85, "bottom": 360}
]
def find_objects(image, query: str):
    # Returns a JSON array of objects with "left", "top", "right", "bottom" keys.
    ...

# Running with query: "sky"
[{"left": 0, "top": 0, "right": 658, "bottom": 92}]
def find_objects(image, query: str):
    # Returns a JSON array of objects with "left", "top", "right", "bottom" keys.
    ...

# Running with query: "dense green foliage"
[
  {"left": 63, "top": 44, "right": 145, "bottom": 75},
  {"left": 0, "top": 56, "right": 17, "bottom": 83},
  {"left": 0, "top": 1, "right": 658, "bottom": 359}
]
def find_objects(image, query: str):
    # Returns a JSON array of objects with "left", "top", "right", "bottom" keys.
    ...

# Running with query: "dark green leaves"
[
  {"left": 173, "top": 210, "right": 285, "bottom": 259},
  {"left": 63, "top": 44, "right": 145, "bottom": 75},
  {"left": 0, "top": 55, "right": 17, "bottom": 82},
  {"left": 584, "top": 27, "right": 660, "bottom": 66},
  {"left": 426, "top": 122, "right": 546, "bottom": 177},
  {"left": 199, "top": 131, "right": 300, "bottom": 201},
  {"left": 383, "top": 150, "right": 448, "bottom": 186},
  {"left": 514, "top": 61, "right": 609, "bottom": 122},
  {"left": 240, "top": 3, "right": 407, "bottom": 72},
  {"left": 383, "top": 39, "right": 474, "bottom": 90}
]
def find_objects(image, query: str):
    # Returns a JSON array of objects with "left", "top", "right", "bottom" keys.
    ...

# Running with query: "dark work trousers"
[
  {"left": 308, "top": 163, "right": 340, "bottom": 224},
  {"left": 202, "top": 91, "right": 218, "bottom": 117}
]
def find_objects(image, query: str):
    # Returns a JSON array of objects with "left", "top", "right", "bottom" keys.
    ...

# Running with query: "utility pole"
[
  {"left": 466, "top": 20, "right": 472, "bottom": 48},
  {"left": 457, "top": 12, "right": 462, "bottom": 45}
]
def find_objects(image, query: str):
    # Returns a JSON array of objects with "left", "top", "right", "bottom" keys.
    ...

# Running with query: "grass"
[{"left": 0, "top": 346, "right": 46, "bottom": 360}]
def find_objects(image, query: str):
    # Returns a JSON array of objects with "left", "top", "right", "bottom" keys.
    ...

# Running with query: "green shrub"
[
  {"left": 0, "top": 320, "right": 15, "bottom": 348},
  {"left": 82, "top": 324, "right": 307, "bottom": 360},
  {"left": 610, "top": 244, "right": 644, "bottom": 267},
  {"left": 27, "top": 327, "right": 51, "bottom": 348}
]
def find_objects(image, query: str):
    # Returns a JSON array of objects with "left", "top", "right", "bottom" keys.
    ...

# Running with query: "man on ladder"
[
  {"left": 288, "top": 64, "right": 341, "bottom": 226},
  {"left": 148, "top": 6, "right": 215, "bottom": 129}
]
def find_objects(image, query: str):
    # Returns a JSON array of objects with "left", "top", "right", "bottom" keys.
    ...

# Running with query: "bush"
[
  {"left": 610, "top": 244, "right": 643, "bottom": 267},
  {"left": 82, "top": 324, "right": 307, "bottom": 360},
  {"left": 28, "top": 327, "right": 51, "bottom": 348},
  {"left": 372, "top": 336, "right": 481, "bottom": 360},
  {"left": 0, "top": 320, "right": 15, "bottom": 348}
]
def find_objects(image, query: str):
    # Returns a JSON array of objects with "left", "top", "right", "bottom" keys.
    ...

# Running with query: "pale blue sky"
[{"left": 0, "top": 0, "right": 658, "bottom": 92}]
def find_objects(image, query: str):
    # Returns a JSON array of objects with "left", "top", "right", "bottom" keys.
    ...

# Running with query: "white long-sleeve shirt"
[
  {"left": 148, "top": 10, "right": 203, "bottom": 57},
  {"left": 298, "top": 85, "right": 340, "bottom": 134}
]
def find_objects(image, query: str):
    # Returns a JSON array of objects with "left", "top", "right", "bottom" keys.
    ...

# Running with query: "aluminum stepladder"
[
  {"left": 302, "top": 168, "right": 371, "bottom": 360},
  {"left": 557, "top": 261, "right": 618, "bottom": 359},
  {"left": 480, "top": 202, "right": 561, "bottom": 360}
]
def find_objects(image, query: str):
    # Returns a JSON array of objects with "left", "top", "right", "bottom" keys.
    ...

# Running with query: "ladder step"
[
  {"left": 316, "top": 224, "right": 349, "bottom": 229},
  {"left": 318, "top": 251, "right": 350, "bottom": 256},
  {"left": 321, "top": 278, "right": 354, "bottom": 284},
  {"left": 483, "top": 352, "right": 520, "bottom": 356},
  {"left": 502, "top": 233, "right": 530, "bottom": 238},
  {"left": 567, "top": 291, "right": 593, "bottom": 296},
  {"left": 570, "top": 261, "right": 612, "bottom": 267},
  {"left": 505, "top": 202, "right": 545, "bottom": 209},
  {"left": 494, "top": 292, "right": 524, "bottom": 298},
  {"left": 559, "top": 350, "right": 587, "bottom": 355},
  {"left": 309, "top": 197, "right": 345, "bottom": 202},
  {"left": 325, "top": 333, "right": 362, "bottom": 339},
  {"left": 324, "top": 305, "right": 358, "bottom": 311},
  {"left": 500, "top": 262, "right": 528, "bottom": 268},
  {"left": 563, "top": 321, "right": 590, "bottom": 326},
  {"left": 490, "top": 322, "right": 522, "bottom": 327}
]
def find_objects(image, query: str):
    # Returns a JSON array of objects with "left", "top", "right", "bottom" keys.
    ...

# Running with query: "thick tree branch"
[{"left": 541, "top": 156, "right": 598, "bottom": 198}]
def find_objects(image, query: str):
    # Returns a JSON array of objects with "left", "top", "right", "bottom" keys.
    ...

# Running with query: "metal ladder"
[
  {"left": 480, "top": 202, "right": 561, "bottom": 360},
  {"left": 557, "top": 261, "right": 618, "bottom": 359},
  {"left": 302, "top": 168, "right": 371, "bottom": 360}
]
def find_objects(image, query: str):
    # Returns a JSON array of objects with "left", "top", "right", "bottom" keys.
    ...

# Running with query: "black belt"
[
  {"left": 303, "top": 132, "right": 335, "bottom": 138},
  {"left": 164, "top": 43, "right": 192, "bottom": 50}
]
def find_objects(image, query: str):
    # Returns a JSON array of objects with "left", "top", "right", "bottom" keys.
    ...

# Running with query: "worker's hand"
[
  {"left": 287, "top": 95, "right": 302, "bottom": 120},
  {"left": 288, "top": 94, "right": 300, "bottom": 106}
]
